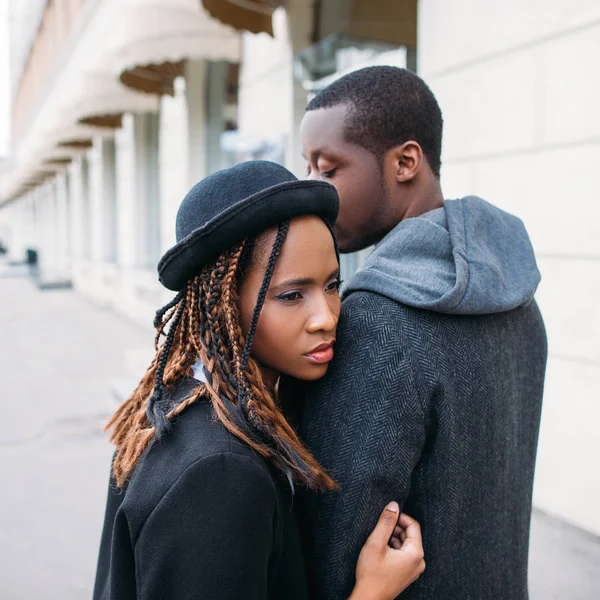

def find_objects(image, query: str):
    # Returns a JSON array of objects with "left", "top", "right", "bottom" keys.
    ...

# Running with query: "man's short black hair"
[{"left": 306, "top": 66, "right": 443, "bottom": 177}]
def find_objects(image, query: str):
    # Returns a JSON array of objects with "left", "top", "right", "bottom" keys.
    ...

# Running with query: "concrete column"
[
  {"left": 115, "top": 114, "right": 137, "bottom": 269},
  {"left": 185, "top": 60, "right": 208, "bottom": 186},
  {"left": 26, "top": 194, "right": 38, "bottom": 260},
  {"left": 3, "top": 196, "right": 34, "bottom": 261},
  {"left": 88, "top": 135, "right": 119, "bottom": 264},
  {"left": 54, "top": 171, "right": 70, "bottom": 275},
  {"left": 132, "top": 112, "right": 161, "bottom": 270},
  {"left": 101, "top": 137, "right": 117, "bottom": 263},
  {"left": 237, "top": 5, "right": 314, "bottom": 174},
  {"left": 80, "top": 154, "right": 92, "bottom": 261},
  {"left": 206, "top": 60, "right": 228, "bottom": 175},
  {"left": 159, "top": 76, "right": 189, "bottom": 255},
  {"left": 36, "top": 181, "right": 58, "bottom": 279},
  {"left": 89, "top": 139, "right": 105, "bottom": 262},
  {"left": 286, "top": 0, "right": 314, "bottom": 177},
  {"left": 67, "top": 158, "right": 83, "bottom": 263}
]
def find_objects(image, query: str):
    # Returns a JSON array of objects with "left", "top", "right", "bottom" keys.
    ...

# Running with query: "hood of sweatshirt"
[{"left": 344, "top": 196, "right": 541, "bottom": 315}]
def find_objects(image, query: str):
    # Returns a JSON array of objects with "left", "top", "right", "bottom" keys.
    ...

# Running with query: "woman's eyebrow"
[
  {"left": 271, "top": 277, "right": 314, "bottom": 292},
  {"left": 271, "top": 268, "right": 340, "bottom": 293}
]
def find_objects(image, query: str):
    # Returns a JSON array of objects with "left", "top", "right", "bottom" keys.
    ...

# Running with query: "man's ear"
[{"left": 387, "top": 141, "right": 423, "bottom": 183}]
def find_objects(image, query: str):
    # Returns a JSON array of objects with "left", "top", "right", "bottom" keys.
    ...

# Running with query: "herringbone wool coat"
[{"left": 298, "top": 198, "right": 547, "bottom": 599}]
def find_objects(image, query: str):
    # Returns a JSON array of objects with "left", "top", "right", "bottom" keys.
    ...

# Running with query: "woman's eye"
[
  {"left": 326, "top": 279, "right": 343, "bottom": 292},
  {"left": 277, "top": 291, "right": 303, "bottom": 302}
]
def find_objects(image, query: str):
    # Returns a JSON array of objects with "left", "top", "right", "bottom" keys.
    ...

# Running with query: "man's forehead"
[{"left": 300, "top": 104, "right": 350, "bottom": 155}]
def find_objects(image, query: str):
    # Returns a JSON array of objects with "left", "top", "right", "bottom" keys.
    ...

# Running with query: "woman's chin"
[{"left": 292, "top": 363, "right": 330, "bottom": 381}]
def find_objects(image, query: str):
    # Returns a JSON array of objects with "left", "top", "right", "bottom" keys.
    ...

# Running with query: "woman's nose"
[{"left": 306, "top": 297, "right": 338, "bottom": 333}]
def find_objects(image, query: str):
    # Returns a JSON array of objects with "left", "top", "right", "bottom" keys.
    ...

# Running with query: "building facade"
[
  {"left": 417, "top": 0, "right": 600, "bottom": 537},
  {"left": 0, "top": 0, "right": 598, "bottom": 536}
]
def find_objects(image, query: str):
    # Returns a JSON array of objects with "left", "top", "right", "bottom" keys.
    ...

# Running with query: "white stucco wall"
[
  {"left": 418, "top": 0, "right": 600, "bottom": 535},
  {"left": 237, "top": 3, "right": 313, "bottom": 176},
  {"left": 71, "top": 62, "right": 212, "bottom": 328},
  {"left": 238, "top": 9, "right": 293, "bottom": 145},
  {"left": 159, "top": 78, "right": 189, "bottom": 258}
]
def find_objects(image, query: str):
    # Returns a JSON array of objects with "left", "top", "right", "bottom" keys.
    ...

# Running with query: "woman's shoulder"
[{"left": 120, "top": 381, "right": 278, "bottom": 540}]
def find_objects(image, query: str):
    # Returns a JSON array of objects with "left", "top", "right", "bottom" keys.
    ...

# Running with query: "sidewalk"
[
  {"left": 0, "top": 274, "right": 152, "bottom": 600},
  {"left": 0, "top": 274, "right": 599, "bottom": 598}
]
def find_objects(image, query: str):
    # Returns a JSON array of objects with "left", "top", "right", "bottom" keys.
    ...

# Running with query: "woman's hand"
[{"left": 349, "top": 502, "right": 425, "bottom": 600}]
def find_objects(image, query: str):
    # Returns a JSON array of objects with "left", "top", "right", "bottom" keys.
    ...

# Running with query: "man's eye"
[
  {"left": 277, "top": 291, "right": 303, "bottom": 302},
  {"left": 306, "top": 164, "right": 311, "bottom": 176},
  {"left": 322, "top": 168, "right": 337, "bottom": 178}
]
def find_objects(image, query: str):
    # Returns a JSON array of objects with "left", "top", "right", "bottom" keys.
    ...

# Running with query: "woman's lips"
[{"left": 304, "top": 342, "right": 335, "bottom": 364}]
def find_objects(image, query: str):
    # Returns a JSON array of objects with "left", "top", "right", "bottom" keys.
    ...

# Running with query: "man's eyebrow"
[
  {"left": 311, "top": 148, "right": 323, "bottom": 161},
  {"left": 302, "top": 148, "right": 323, "bottom": 162}
]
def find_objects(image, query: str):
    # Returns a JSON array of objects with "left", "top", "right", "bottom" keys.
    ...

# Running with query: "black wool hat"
[{"left": 157, "top": 160, "right": 339, "bottom": 291}]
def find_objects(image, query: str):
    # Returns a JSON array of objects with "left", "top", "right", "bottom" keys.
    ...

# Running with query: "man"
[{"left": 298, "top": 66, "right": 547, "bottom": 599}]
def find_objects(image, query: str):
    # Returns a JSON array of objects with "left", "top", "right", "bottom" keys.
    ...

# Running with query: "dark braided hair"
[
  {"left": 240, "top": 222, "right": 288, "bottom": 373},
  {"left": 306, "top": 66, "right": 444, "bottom": 177},
  {"left": 146, "top": 291, "right": 187, "bottom": 437},
  {"left": 106, "top": 223, "right": 338, "bottom": 491}
]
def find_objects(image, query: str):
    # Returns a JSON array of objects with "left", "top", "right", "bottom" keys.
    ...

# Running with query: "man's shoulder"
[
  {"left": 340, "top": 290, "right": 439, "bottom": 335},
  {"left": 343, "top": 289, "right": 405, "bottom": 316},
  {"left": 330, "top": 291, "right": 438, "bottom": 381}
]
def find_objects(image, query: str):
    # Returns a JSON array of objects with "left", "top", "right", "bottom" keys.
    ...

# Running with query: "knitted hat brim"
[{"left": 158, "top": 179, "right": 339, "bottom": 291}]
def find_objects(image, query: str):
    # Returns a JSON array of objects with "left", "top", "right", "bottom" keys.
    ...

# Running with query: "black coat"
[
  {"left": 298, "top": 292, "right": 547, "bottom": 600},
  {"left": 93, "top": 380, "right": 308, "bottom": 600}
]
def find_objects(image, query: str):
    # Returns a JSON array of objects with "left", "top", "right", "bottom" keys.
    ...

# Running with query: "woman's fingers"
[
  {"left": 390, "top": 522, "right": 409, "bottom": 547},
  {"left": 399, "top": 513, "right": 423, "bottom": 548},
  {"left": 354, "top": 506, "right": 426, "bottom": 599},
  {"left": 366, "top": 502, "right": 400, "bottom": 549},
  {"left": 389, "top": 536, "right": 402, "bottom": 550},
  {"left": 397, "top": 514, "right": 426, "bottom": 581},
  {"left": 398, "top": 512, "right": 419, "bottom": 529}
]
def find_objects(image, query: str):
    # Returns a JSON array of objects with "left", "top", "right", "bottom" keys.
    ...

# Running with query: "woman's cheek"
[{"left": 253, "top": 310, "right": 298, "bottom": 368}]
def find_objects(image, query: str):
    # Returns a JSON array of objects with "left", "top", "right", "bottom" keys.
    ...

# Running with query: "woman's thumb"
[{"left": 365, "top": 502, "right": 400, "bottom": 549}]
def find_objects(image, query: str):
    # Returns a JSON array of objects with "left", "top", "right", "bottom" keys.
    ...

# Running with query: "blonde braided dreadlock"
[{"left": 106, "top": 223, "right": 337, "bottom": 491}]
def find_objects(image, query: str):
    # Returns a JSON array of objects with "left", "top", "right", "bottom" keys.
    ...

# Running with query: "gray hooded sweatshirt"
[
  {"left": 299, "top": 197, "right": 547, "bottom": 600},
  {"left": 345, "top": 196, "right": 541, "bottom": 315}
]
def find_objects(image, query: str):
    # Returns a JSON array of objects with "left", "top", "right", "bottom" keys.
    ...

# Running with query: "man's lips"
[{"left": 304, "top": 342, "right": 335, "bottom": 364}]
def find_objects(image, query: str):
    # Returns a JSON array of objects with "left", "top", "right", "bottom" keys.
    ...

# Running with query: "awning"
[
  {"left": 57, "top": 139, "right": 93, "bottom": 151},
  {"left": 0, "top": 119, "right": 107, "bottom": 206},
  {"left": 1, "top": 0, "right": 240, "bottom": 206},
  {"left": 34, "top": 118, "right": 114, "bottom": 161},
  {"left": 347, "top": 0, "right": 417, "bottom": 46},
  {"left": 200, "top": 0, "right": 282, "bottom": 36},
  {"left": 112, "top": 0, "right": 241, "bottom": 95},
  {"left": 318, "top": 0, "right": 417, "bottom": 47},
  {"left": 19, "top": 64, "right": 160, "bottom": 171},
  {"left": 23, "top": 170, "right": 56, "bottom": 186},
  {"left": 67, "top": 68, "right": 160, "bottom": 125}
]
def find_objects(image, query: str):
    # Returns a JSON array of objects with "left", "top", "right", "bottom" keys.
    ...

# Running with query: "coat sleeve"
[
  {"left": 134, "top": 452, "right": 279, "bottom": 600},
  {"left": 298, "top": 292, "right": 431, "bottom": 600}
]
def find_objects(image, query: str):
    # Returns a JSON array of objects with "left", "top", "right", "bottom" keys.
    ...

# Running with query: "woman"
[{"left": 93, "top": 161, "right": 425, "bottom": 599}]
